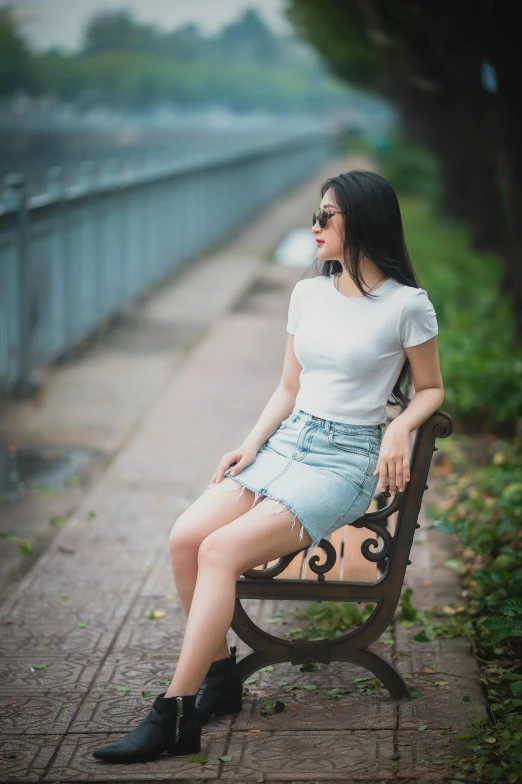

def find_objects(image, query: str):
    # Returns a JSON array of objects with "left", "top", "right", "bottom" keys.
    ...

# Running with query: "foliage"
[
  {"left": 35, "top": 50, "right": 353, "bottom": 111},
  {"left": 428, "top": 446, "right": 522, "bottom": 653},
  {"left": 285, "top": 0, "right": 380, "bottom": 89},
  {"left": 1, "top": 5, "right": 355, "bottom": 112},
  {"left": 380, "top": 132, "right": 442, "bottom": 204},
  {"left": 399, "top": 191, "right": 522, "bottom": 432},
  {"left": 0, "top": 6, "right": 40, "bottom": 96},
  {"left": 284, "top": 600, "right": 376, "bottom": 639},
  {"left": 427, "top": 443, "right": 522, "bottom": 782}
]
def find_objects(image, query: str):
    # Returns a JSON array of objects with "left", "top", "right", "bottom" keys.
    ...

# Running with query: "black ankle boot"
[
  {"left": 92, "top": 692, "right": 201, "bottom": 763},
  {"left": 195, "top": 645, "right": 243, "bottom": 725}
]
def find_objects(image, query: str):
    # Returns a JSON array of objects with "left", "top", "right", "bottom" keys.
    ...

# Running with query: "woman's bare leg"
[
  {"left": 168, "top": 477, "right": 265, "bottom": 662},
  {"left": 164, "top": 496, "right": 312, "bottom": 697}
]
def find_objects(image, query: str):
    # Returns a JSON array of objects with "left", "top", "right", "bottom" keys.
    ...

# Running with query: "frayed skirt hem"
[{"left": 204, "top": 474, "right": 320, "bottom": 556}]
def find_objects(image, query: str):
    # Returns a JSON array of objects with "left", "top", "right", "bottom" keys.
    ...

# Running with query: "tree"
[
  {"left": 211, "top": 8, "right": 281, "bottom": 64},
  {"left": 286, "top": 0, "right": 522, "bottom": 341},
  {"left": 0, "top": 5, "right": 39, "bottom": 96},
  {"left": 82, "top": 9, "right": 157, "bottom": 55}
]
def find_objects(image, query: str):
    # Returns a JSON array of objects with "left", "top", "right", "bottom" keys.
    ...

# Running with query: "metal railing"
[{"left": 0, "top": 131, "right": 337, "bottom": 394}]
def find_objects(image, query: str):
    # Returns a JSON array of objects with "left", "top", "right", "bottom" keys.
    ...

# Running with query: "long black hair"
[{"left": 308, "top": 169, "right": 421, "bottom": 411}]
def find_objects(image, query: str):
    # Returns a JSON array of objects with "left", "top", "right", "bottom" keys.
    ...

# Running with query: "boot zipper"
[{"left": 175, "top": 696, "right": 183, "bottom": 744}]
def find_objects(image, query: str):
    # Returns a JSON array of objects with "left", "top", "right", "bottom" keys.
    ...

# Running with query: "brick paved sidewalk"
[{"left": 0, "top": 158, "right": 488, "bottom": 782}]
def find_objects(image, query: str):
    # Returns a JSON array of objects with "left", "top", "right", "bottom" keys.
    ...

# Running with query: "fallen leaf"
[{"left": 144, "top": 609, "right": 165, "bottom": 620}]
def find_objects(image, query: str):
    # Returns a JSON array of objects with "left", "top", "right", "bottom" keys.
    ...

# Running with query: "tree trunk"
[{"left": 490, "top": 38, "right": 522, "bottom": 344}]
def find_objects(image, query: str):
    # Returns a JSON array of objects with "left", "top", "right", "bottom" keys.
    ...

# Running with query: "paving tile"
[
  {"left": 397, "top": 678, "right": 488, "bottom": 731},
  {"left": 61, "top": 486, "right": 183, "bottom": 535},
  {"left": 239, "top": 647, "right": 395, "bottom": 693},
  {"left": 110, "top": 595, "right": 186, "bottom": 656},
  {"left": 0, "top": 733, "right": 62, "bottom": 782},
  {"left": 0, "top": 690, "right": 86, "bottom": 734},
  {"left": 20, "top": 562, "right": 149, "bottom": 597},
  {"left": 0, "top": 617, "right": 116, "bottom": 657},
  {"left": 90, "top": 654, "right": 180, "bottom": 692},
  {"left": 0, "top": 653, "right": 101, "bottom": 693},
  {"left": 394, "top": 729, "right": 471, "bottom": 778},
  {"left": 394, "top": 627, "right": 488, "bottom": 730},
  {"left": 69, "top": 687, "right": 233, "bottom": 734},
  {"left": 139, "top": 548, "right": 179, "bottom": 596},
  {"left": 0, "top": 590, "right": 133, "bottom": 625},
  {"left": 394, "top": 624, "right": 443, "bottom": 672},
  {"left": 233, "top": 690, "right": 396, "bottom": 731},
  {"left": 221, "top": 730, "right": 395, "bottom": 779},
  {"left": 43, "top": 730, "right": 226, "bottom": 780}
]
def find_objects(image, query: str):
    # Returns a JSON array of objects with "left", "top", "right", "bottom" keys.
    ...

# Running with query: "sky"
[{"left": 5, "top": 0, "right": 292, "bottom": 52}]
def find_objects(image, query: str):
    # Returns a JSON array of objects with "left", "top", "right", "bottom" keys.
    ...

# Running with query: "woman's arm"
[
  {"left": 394, "top": 336, "right": 444, "bottom": 432},
  {"left": 375, "top": 336, "right": 444, "bottom": 495}
]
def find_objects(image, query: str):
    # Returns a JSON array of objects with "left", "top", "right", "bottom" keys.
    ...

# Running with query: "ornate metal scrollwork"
[
  {"left": 347, "top": 490, "right": 402, "bottom": 562},
  {"left": 306, "top": 538, "right": 337, "bottom": 581},
  {"left": 242, "top": 550, "right": 302, "bottom": 579},
  {"left": 434, "top": 417, "right": 453, "bottom": 438},
  {"left": 241, "top": 540, "right": 338, "bottom": 581}
]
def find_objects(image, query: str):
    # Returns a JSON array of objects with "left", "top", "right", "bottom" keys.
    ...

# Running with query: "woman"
[{"left": 93, "top": 170, "right": 444, "bottom": 764}]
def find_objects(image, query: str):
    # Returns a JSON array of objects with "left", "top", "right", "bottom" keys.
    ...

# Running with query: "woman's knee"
[
  {"left": 168, "top": 513, "right": 200, "bottom": 556},
  {"left": 197, "top": 530, "right": 238, "bottom": 573}
]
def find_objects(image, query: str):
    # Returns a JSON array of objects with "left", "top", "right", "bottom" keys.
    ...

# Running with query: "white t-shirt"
[{"left": 286, "top": 273, "right": 438, "bottom": 425}]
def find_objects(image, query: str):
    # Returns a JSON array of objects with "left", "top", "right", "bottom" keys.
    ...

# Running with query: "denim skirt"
[{"left": 208, "top": 407, "right": 384, "bottom": 554}]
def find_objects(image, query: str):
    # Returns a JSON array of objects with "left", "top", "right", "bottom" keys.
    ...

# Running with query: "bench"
[{"left": 230, "top": 409, "right": 453, "bottom": 700}]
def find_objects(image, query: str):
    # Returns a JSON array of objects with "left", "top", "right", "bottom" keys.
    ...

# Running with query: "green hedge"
[{"left": 399, "top": 195, "right": 522, "bottom": 433}]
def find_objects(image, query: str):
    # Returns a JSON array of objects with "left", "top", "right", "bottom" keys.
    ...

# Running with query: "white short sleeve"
[
  {"left": 400, "top": 289, "right": 438, "bottom": 347},
  {"left": 286, "top": 281, "right": 302, "bottom": 335}
]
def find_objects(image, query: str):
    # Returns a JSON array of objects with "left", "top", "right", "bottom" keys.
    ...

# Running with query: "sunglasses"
[{"left": 312, "top": 209, "right": 344, "bottom": 229}]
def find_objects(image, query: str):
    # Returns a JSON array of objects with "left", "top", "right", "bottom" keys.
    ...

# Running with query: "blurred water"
[{"left": 0, "top": 107, "right": 338, "bottom": 197}]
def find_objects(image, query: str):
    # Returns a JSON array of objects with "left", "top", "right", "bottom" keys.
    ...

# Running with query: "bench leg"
[
  {"left": 231, "top": 598, "right": 412, "bottom": 700},
  {"left": 332, "top": 644, "right": 411, "bottom": 700}
]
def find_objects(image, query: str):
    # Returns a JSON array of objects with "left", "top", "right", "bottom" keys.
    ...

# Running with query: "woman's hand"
[
  {"left": 209, "top": 443, "right": 260, "bottom": 485},
  {"left": 373, "top": 421, "right": 411, "bottom": 496}
]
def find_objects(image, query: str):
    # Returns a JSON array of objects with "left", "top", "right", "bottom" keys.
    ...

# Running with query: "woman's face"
[{"left": 312, "top": 188, "right": 345, "bottom": 261}]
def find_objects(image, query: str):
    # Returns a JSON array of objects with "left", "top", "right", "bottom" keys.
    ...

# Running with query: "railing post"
[
  {"left": 48, "top": 165, "right": 75, "bottom": 362},
  {"left": 3, "top": 173, "right": 35, "bottom": 396}
]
